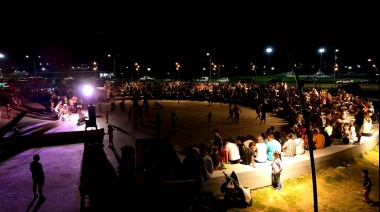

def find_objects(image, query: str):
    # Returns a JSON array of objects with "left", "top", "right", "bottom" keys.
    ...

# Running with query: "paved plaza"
[{"left": 0, "top": 99, "right": 289, "bottom": 211}]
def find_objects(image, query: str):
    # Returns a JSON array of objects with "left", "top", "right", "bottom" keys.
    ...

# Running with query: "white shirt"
[
  {"left": 324, "top": 126, "right": 333, "bottom": 136},
  {"left": 225, "top": 142, "right": 241, "bottom": 161},
  {"left": 255, "top": 143, "right": 268, "bottom": 162}
]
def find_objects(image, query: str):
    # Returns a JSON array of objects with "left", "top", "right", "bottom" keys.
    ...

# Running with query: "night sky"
[{"left": 1, "top": 2, "right": 379, "bottom": 78}]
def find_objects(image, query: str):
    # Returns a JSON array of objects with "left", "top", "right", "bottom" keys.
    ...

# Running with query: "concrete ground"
[{"left": 0, "top": 98, "right": 289, "bottom": 211}]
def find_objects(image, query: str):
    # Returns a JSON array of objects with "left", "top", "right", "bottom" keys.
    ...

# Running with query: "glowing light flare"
[{"left": 82, "top": 85, "right": 94, "bottom": 97}]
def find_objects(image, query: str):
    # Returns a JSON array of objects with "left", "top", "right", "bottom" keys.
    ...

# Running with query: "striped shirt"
[{"left": 282, "top": 139, "right": 296, "bottom": 157}]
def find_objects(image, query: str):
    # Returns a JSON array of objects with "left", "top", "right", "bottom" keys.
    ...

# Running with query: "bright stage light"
[{"left": 82, "top": 85, "right": 94, "bottom": 97}]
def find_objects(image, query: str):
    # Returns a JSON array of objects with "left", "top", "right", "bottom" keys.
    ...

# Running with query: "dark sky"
[{"left": 1, "top": 2, "right": 379, "bottom": 78}]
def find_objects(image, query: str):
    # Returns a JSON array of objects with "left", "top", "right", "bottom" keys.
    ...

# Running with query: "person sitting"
[
  {"left": 313, "top": 129, "right": 325, "bottom": 149},
  {"left": 282, "top": 133, "right": 296, "bottom": 157},
  {"left": 210, "top": 147, "right": 222, "bottom": 170},
  {"left": 293, "top": 132, "right": 305, "bottom": 155},
  {"left": 254, "top": 135, "right": 268, "bottom": 163},
  {"left": 361, "top": 112, "right": 376, "bottom": 137},
  {"left": 224, "top": 139, "right": 241, "bottom": 164}
]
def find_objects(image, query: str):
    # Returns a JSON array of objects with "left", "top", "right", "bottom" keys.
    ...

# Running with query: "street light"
[
  {"left": 206, "top": 52, "right": 211, "bottom": 79},
  {"left": 251, "top": 63, "right": 257, "bottom": 78},
  {"left": 93, "top": 61, "right": 97, "bottom": 79},
  {"left": 334, "top": 49, "right": 339, "bottom": 87},
  {"left": 368, "top": 58, "right": 379, "bottom": 76},
  {"left": 175, "top": 62, "right": 180, "bottom": 79},
  {"left": 26, "top": 55, "right": 40, "bottom": 78},
  {"left": 266, "top": 48, "right": 272, "bottom": 71},
  {"left": 318, "top": 48, "right": 325, "bottom": 75},
  {"left": 108, "top": 54, "right": 116, "bottom": 78},
  {"left": 135, "top": 62, "right": 140, "bottom": 79}
]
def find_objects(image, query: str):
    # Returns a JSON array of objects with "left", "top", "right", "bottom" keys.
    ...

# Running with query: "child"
[
  {"left": 105, "top": 110, "right": 109, "bottom": 123},
  {"left": 271, "top": 150, "right": 283, "bottom": 191},
  {"left": 362, "top": 169, "right": 373, "bottom": 205}
]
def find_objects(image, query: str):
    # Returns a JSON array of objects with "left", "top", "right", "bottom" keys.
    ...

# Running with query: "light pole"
[
  {"left": 334, "top": 49, "right": 339, "bottom": 87},
  {"left": 266, "top": 48, "right": 272, "bottom": 71},
  {"left": 26, "top": 55, "right": 40, "bottom": 77},
  {"left": 251, "top": 63, "right": 257, "bottom": 78},
  {"left": 108, "top": 54, "right": 116, "bottom": 78},
  {"left": 175, "top": 62, "right": 180, "bottom": 80},
  {"left": 93, "top": 62, "right": 97, "bottom": 79},
  {"left": 135, "top": 62, "right": 140, "bottom": 79},
  {"left": 318, "top": 48, "right": 325, "bottom": 75},
  {"left": 206, "top": 52, "right": 211, "bottom": 79},
  {"left": 368, "top": 58, "right": 379, "bottom": 76},
  {"left": 0, "top": 53, "right": 4, "bottom": 71}
]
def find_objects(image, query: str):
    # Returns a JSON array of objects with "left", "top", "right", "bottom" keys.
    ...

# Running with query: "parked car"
[
  {"left": 268, "top": 77, "right": 283, "bottom": 83},
  {"left": 304, "top": 76, "right": 317, "bottom": 83},
  {"left": 239, "top": 77, "right": 256, "bottom": 83},
  {"left": 336, "top": 78, "right": 354, "bottom": 84},
  {"left": 0, "top": 82, "right": 10, "bottom": 90},
  {"left": 139, "top": 76, "right": 155, "bottom": 81},
  {"left": 197, "top": 76, "right": 209, "bottom": 82},
  {"left": 358, "top": 79, "right": 376, "bottom": 84},
  {"left": 216, "top": 77, "right": 230, "bottom": 83}
]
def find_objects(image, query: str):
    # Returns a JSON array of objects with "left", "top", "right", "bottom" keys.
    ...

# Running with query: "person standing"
[
  {"left": 105, "top": 110, "right": 109, "bottom": 123},
  {"left": 206, "top": 111, "right": 213, "bottom": 124},
  {"left": 256, "top": 104, "right": 262, "bottom": 120},
  {"left": 361, "top": 169, "right": 373, "bottom": 205},
  {"left": 353, "top": 104, "right": 365, "bottom": 145},
  {"left": 233, "top": 104, "right": 242, "bottom": 124},
  {"left": 30, "top": 154, "right": 46, "bottom": 199},
  {"left": 226, "top": 106, "right": 234, "bottom": 121},
  {"left": 271, "top": 150, "right": 283, "bottom": 191},
  {"left": 110, "top": 93, "right": 116, "bottom": 112},
  {"left": 119, "top": 100, "right": 126, "bottom": 114},
  {"left": 212, "top": 129, "right": 223, "bottom": 154},
  {"left": 107, "top": 125, "right": 116, "bottom": 148},
  {"left": 260, "top": 102, "right": 267, "bottom": 124},
  {"left": 6, "top": 103, "right": 12, "bottom": 119},
  {"left": 170, "top": 111, "right": 178, "bottom": 133}
]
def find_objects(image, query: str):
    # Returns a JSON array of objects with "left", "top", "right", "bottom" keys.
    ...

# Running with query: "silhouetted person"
[
  {"left": 30, "top": 154, "right": 46, "bottom": 199},
  {"left": 170, "top": 111, "right": 178, "bottom": 133},
  {"left": 108, "top": 125, "right": 116, "bottom": 148}
]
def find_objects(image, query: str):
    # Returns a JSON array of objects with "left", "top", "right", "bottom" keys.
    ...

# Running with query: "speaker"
[{"left": 88, "top": 104, "right": 96, "bottom": 121}]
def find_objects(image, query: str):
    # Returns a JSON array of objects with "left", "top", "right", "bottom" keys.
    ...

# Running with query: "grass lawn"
[{"left": 193, "top": 144, "right": 379, "bottom": 211}]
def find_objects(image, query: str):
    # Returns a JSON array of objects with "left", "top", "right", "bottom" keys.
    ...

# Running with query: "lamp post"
[
  {"left": 334, "top": 49, "right": 339, "bottom": 87},
  {"left": 135, "top": 62, "right": 140, "bottom": 79},
  {"left": 368, "top": 58, "right": 379, "bottom": 76},
  {"left": 0, "top": 53, "right": 4, "bottom": 70},
  {"left": 93, "top": 62, "right": 97, "bottom": 79},
  {"left": 206, "top": 52, "right": 211, "bottom": 79},
  {"left": 266, "top": 48, "right": 272, "bottom": 71},
  {"left": 252, "top": 63, "right": 257, "bottom": 78},
  {"left": 108, "top": 54, "right": 116, "bottom": 78},
  {"left": 175, "top": 62, "right": 180, "bottom": 80},
  {"left": 26, "top": 55, "right": 40, "bottom": 78},
  {"left": 318, "top": 48, "right": 325, "bottom": 75}
]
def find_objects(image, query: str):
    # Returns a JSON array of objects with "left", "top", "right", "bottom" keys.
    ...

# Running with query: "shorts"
[
  {"left": 354, "top": 124, "right": 363, "bottom": 133},
  {"left": 363, "top": 189, "right": 371, "bottom": 196}
]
